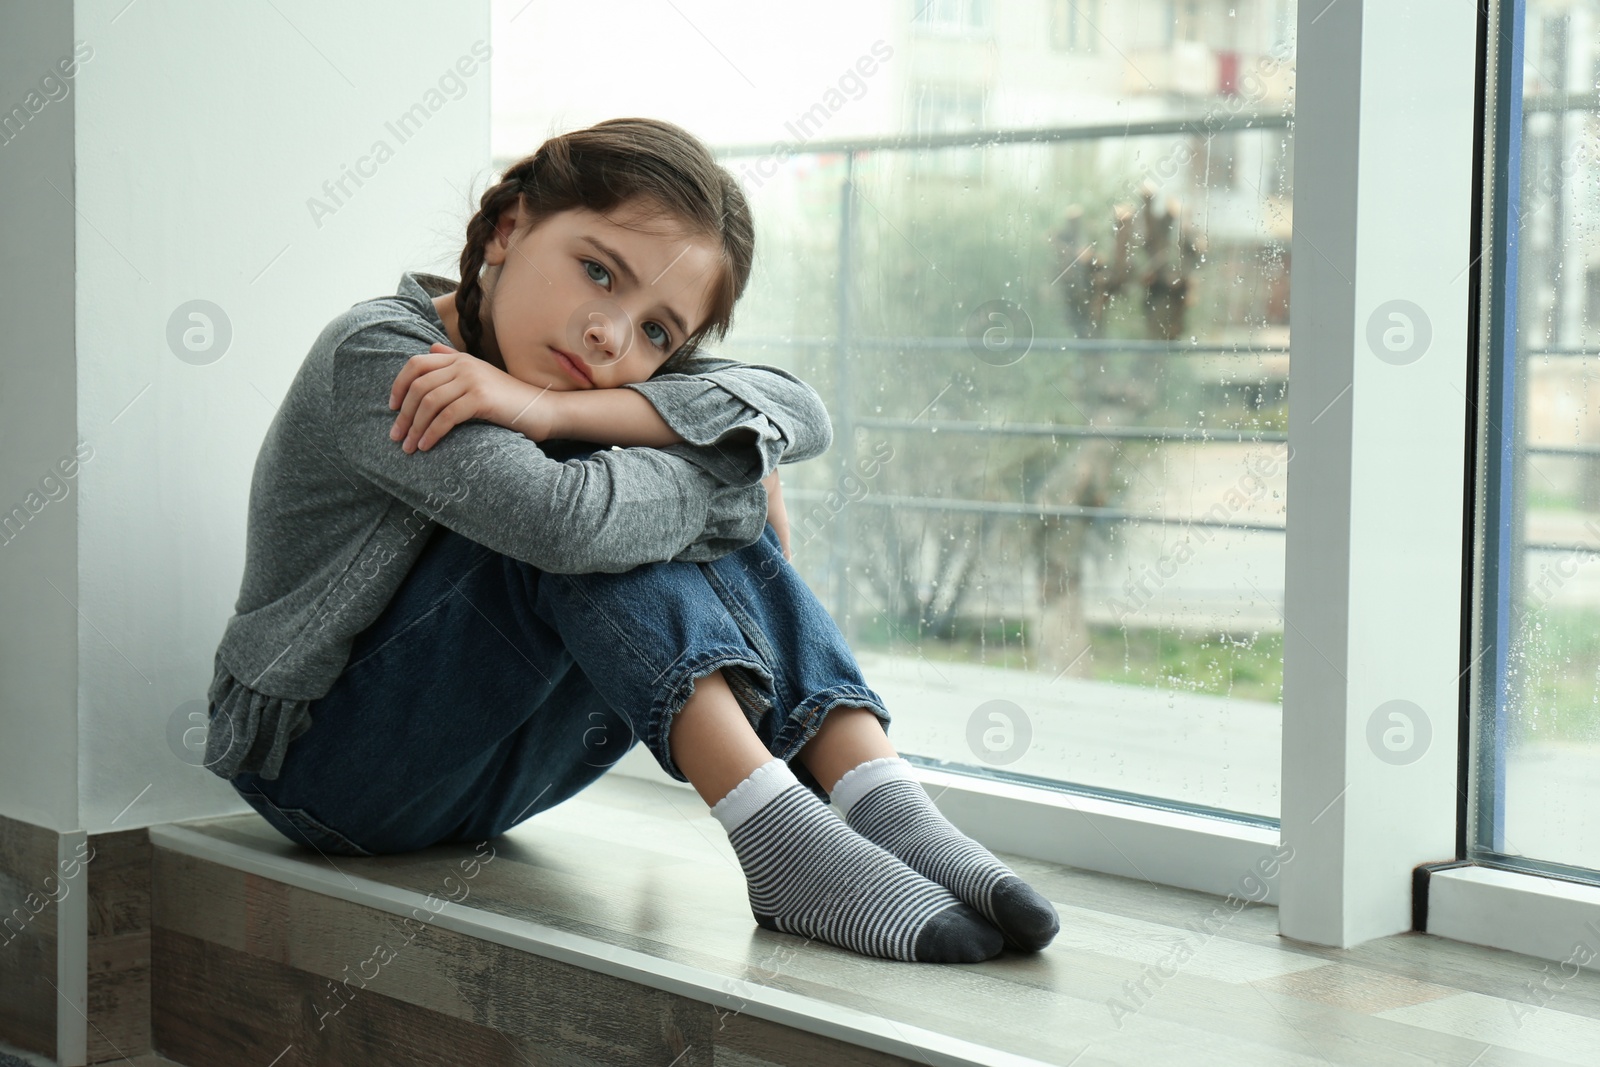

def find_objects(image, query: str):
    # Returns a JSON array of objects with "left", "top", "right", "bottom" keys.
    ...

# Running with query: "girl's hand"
[
  {"left": 763, "top": 468, "right": 791, "bottom": 560},
  {"left": 389, "top": 343, "right": 559, "bottom": 451}
]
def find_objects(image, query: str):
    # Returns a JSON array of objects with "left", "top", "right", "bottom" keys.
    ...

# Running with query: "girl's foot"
[
  {"left": 832, "top": 757, "right": 1060, "bottom": 953},
  {"left": 709, "top": 758, "right": 1003, "bottom": 964}
]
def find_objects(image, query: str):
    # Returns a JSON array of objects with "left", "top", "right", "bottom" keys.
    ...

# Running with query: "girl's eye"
[{"left": 583, "top": 259, "right": 672, "bottom": 351}]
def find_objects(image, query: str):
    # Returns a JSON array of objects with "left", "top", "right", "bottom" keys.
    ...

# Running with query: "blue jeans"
[{"left": 222, "top": 462, "right": 891, "bottom": 857}]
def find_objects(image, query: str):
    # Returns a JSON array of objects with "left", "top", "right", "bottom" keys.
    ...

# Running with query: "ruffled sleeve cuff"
[
  {"left": 622, "top": 358, "right": 834, "bottom": 484},
  {"left": 623, "top": 375, "right": 787, "bottom": 487},
  {"left": 204, "top": 656, "right": 314, "bottom": 782},
  {"left": 668, "top": 479, "right": 770, "bottom": 562}
]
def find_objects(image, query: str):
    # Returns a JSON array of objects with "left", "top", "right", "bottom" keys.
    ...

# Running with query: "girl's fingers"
[
  {"left": 392, "top": 365, "right": 460, "bottom": 439},
  {"left": 411, "top": 392, "right": 477, "bottom": 452},
  {"left": 390, "top": 350, "right": 456, "bottom": 410},
  {"left": 403, "top": 379, "right": 472, "bottom": 452},
  {"left": 402, "top": 382, "right": 453, "bottom": 451},
  {"left": 390, "top": 356, "right": 434, "bottom": 409}
]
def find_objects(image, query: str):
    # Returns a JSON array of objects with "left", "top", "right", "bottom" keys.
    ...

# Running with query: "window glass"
[{"left": 493, "top": 0, "right": 1295, "bottom": 820}]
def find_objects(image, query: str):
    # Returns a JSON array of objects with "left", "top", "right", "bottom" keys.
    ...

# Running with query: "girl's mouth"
[{"left": 551, "top": 347, "right": 595, "bottom": 387}]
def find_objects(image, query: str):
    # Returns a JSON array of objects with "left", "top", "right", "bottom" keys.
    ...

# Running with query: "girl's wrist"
[
  {"left": 555, "top": 389, "right": 683, "bottom": 447},
  {"left": 501, "top": 379, "right": 562, "bottom": 441}
]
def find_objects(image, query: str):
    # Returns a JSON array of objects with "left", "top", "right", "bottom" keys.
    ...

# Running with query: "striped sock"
[
  {"left": 832, "top": 757, "right": 1060, "bottom": 952},
  {"left": 709, "top": 758, "right": 1003, "bottom": 964}
]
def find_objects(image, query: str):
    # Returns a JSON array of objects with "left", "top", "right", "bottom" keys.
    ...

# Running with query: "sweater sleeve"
[
  {"left": 329, "top": 320, "right": 769, "bottom": 572},
  {"left": 620, "top": 351, "right": 834, "bottom": 487}
]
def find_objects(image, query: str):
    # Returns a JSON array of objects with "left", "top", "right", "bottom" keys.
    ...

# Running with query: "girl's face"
[{"left": 438, "top": 198, "right": 723, "bottom": 391}]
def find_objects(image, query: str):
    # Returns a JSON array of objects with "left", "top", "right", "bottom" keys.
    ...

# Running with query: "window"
[
  {"left": 911, "top": 0, "right": 988, "bottom": 33},
  {"left": 910, "top": 82, "right": 987, "bottom": 135},
  {"left": 1174, "top": 0, "right": 1204, "bottom": 43},
  {"left": 908, "top": 82, "right": 987, "bottom": 178},
  {"left": 1048, "top": 0, "right": 1101, "bottom": 54},
  {"left": 492, "top": 0, "right": 1293, "bottom": 830},
  {"left": 1474, "top": 0, "right": 1600, "bottom": 881}
]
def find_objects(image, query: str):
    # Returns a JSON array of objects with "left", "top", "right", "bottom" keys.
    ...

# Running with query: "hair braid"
[{"left": 455, "top": 158, "right": 539, "bottom": 358}]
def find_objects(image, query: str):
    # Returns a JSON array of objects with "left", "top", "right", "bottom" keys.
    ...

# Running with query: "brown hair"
[{"left": 454, "top": 117, "right": 755, "bottom": 374}]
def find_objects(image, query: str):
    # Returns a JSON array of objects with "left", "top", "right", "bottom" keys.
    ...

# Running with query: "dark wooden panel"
[
  {"left": 153, "top": 848, "right": 713, "bottom": 1066},
  {"left": 714, "top": 1010, "right": 926, "bottom": 1067},
  {"left": 86, "top": 827, "right": 152, "bottom": 1063},
  {"left": 0, "top": 810, "right": 62, "bottom": 1060},
  {"left": 151, "top": 844, "right": 983, "bottom": 1067},
  {"left": 154, "top": 927, "right": 544, "bottom": 1067}
]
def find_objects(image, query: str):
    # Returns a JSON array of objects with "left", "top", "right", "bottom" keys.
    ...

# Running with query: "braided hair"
[{"left": 454, "top": 117, "right": 755, "bottom": 374}]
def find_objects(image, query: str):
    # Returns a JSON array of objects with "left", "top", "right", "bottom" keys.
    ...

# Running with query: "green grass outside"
[
  {"left": 849, "top": 606, "right": 1600, "bottom": 744},
  {"left": 1506, "top": 606, "right": 1600, "bottom": 745},
  {"left": 848, "top": 615, "right": 1285, "bottom": 704}
]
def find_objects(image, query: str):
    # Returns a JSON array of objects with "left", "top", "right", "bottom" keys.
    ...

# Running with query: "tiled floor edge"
[{"left": 148, "top": 822, "right": 1053, "bottom": 1067}]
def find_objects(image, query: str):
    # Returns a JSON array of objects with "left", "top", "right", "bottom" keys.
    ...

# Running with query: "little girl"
[{"left": 206, "top": 116, "right": 1058, "bottom": 964}]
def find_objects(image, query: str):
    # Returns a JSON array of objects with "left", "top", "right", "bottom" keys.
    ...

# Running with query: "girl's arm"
[
  {"left": 383, "top": 339, "right": 809, "bottom": 561},
  {"left": 335, "top": 320, "right": 769, "bottom": 573},
  {"left": 396, "top": 342, "right": 832, "bottom": 486},
  {"left": 620, "top": 351, "right": 834, "bottom": 487},
  {"left": 506, "top": 382, "right": 796, "bottom": 559},
  {"left": 548, "top": 354, "right": 834, "bottom": 487},
  {"left": 547, "top": 358, "right": 810, "bottom": 560},
  {"left": 387, "top": 343, "right": 686, "bottom": 448},
  {"left": 505, "top": 379, "right": 794, "bottom": 559},
  {"left": 549, "top": 387, "right": 686, "bottom": 448}
]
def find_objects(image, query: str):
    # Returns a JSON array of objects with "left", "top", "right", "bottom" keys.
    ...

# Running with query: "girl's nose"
[{"left": 582, "top": 305, "right": 631, "bottom": 366}]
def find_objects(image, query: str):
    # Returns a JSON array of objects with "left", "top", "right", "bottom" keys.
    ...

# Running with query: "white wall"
[
  {"left": 0, "top": 0, "right": 490, "bottom": 834},
  {"left": 0, "top": 1, "right": 81, "bottom": 832}
]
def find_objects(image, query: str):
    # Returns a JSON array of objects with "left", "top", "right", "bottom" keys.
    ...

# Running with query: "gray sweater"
[{"left": 205, "top": 271, "right": 833, "bottom": 781}]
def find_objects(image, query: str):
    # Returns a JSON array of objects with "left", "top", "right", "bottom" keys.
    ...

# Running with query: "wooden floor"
[
  {"left": 149, "top": 772, "right": 1600, "bottom": 1067},
  {"left": 0, "top": 1039, "right": 182, "bottom": 1067}
]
